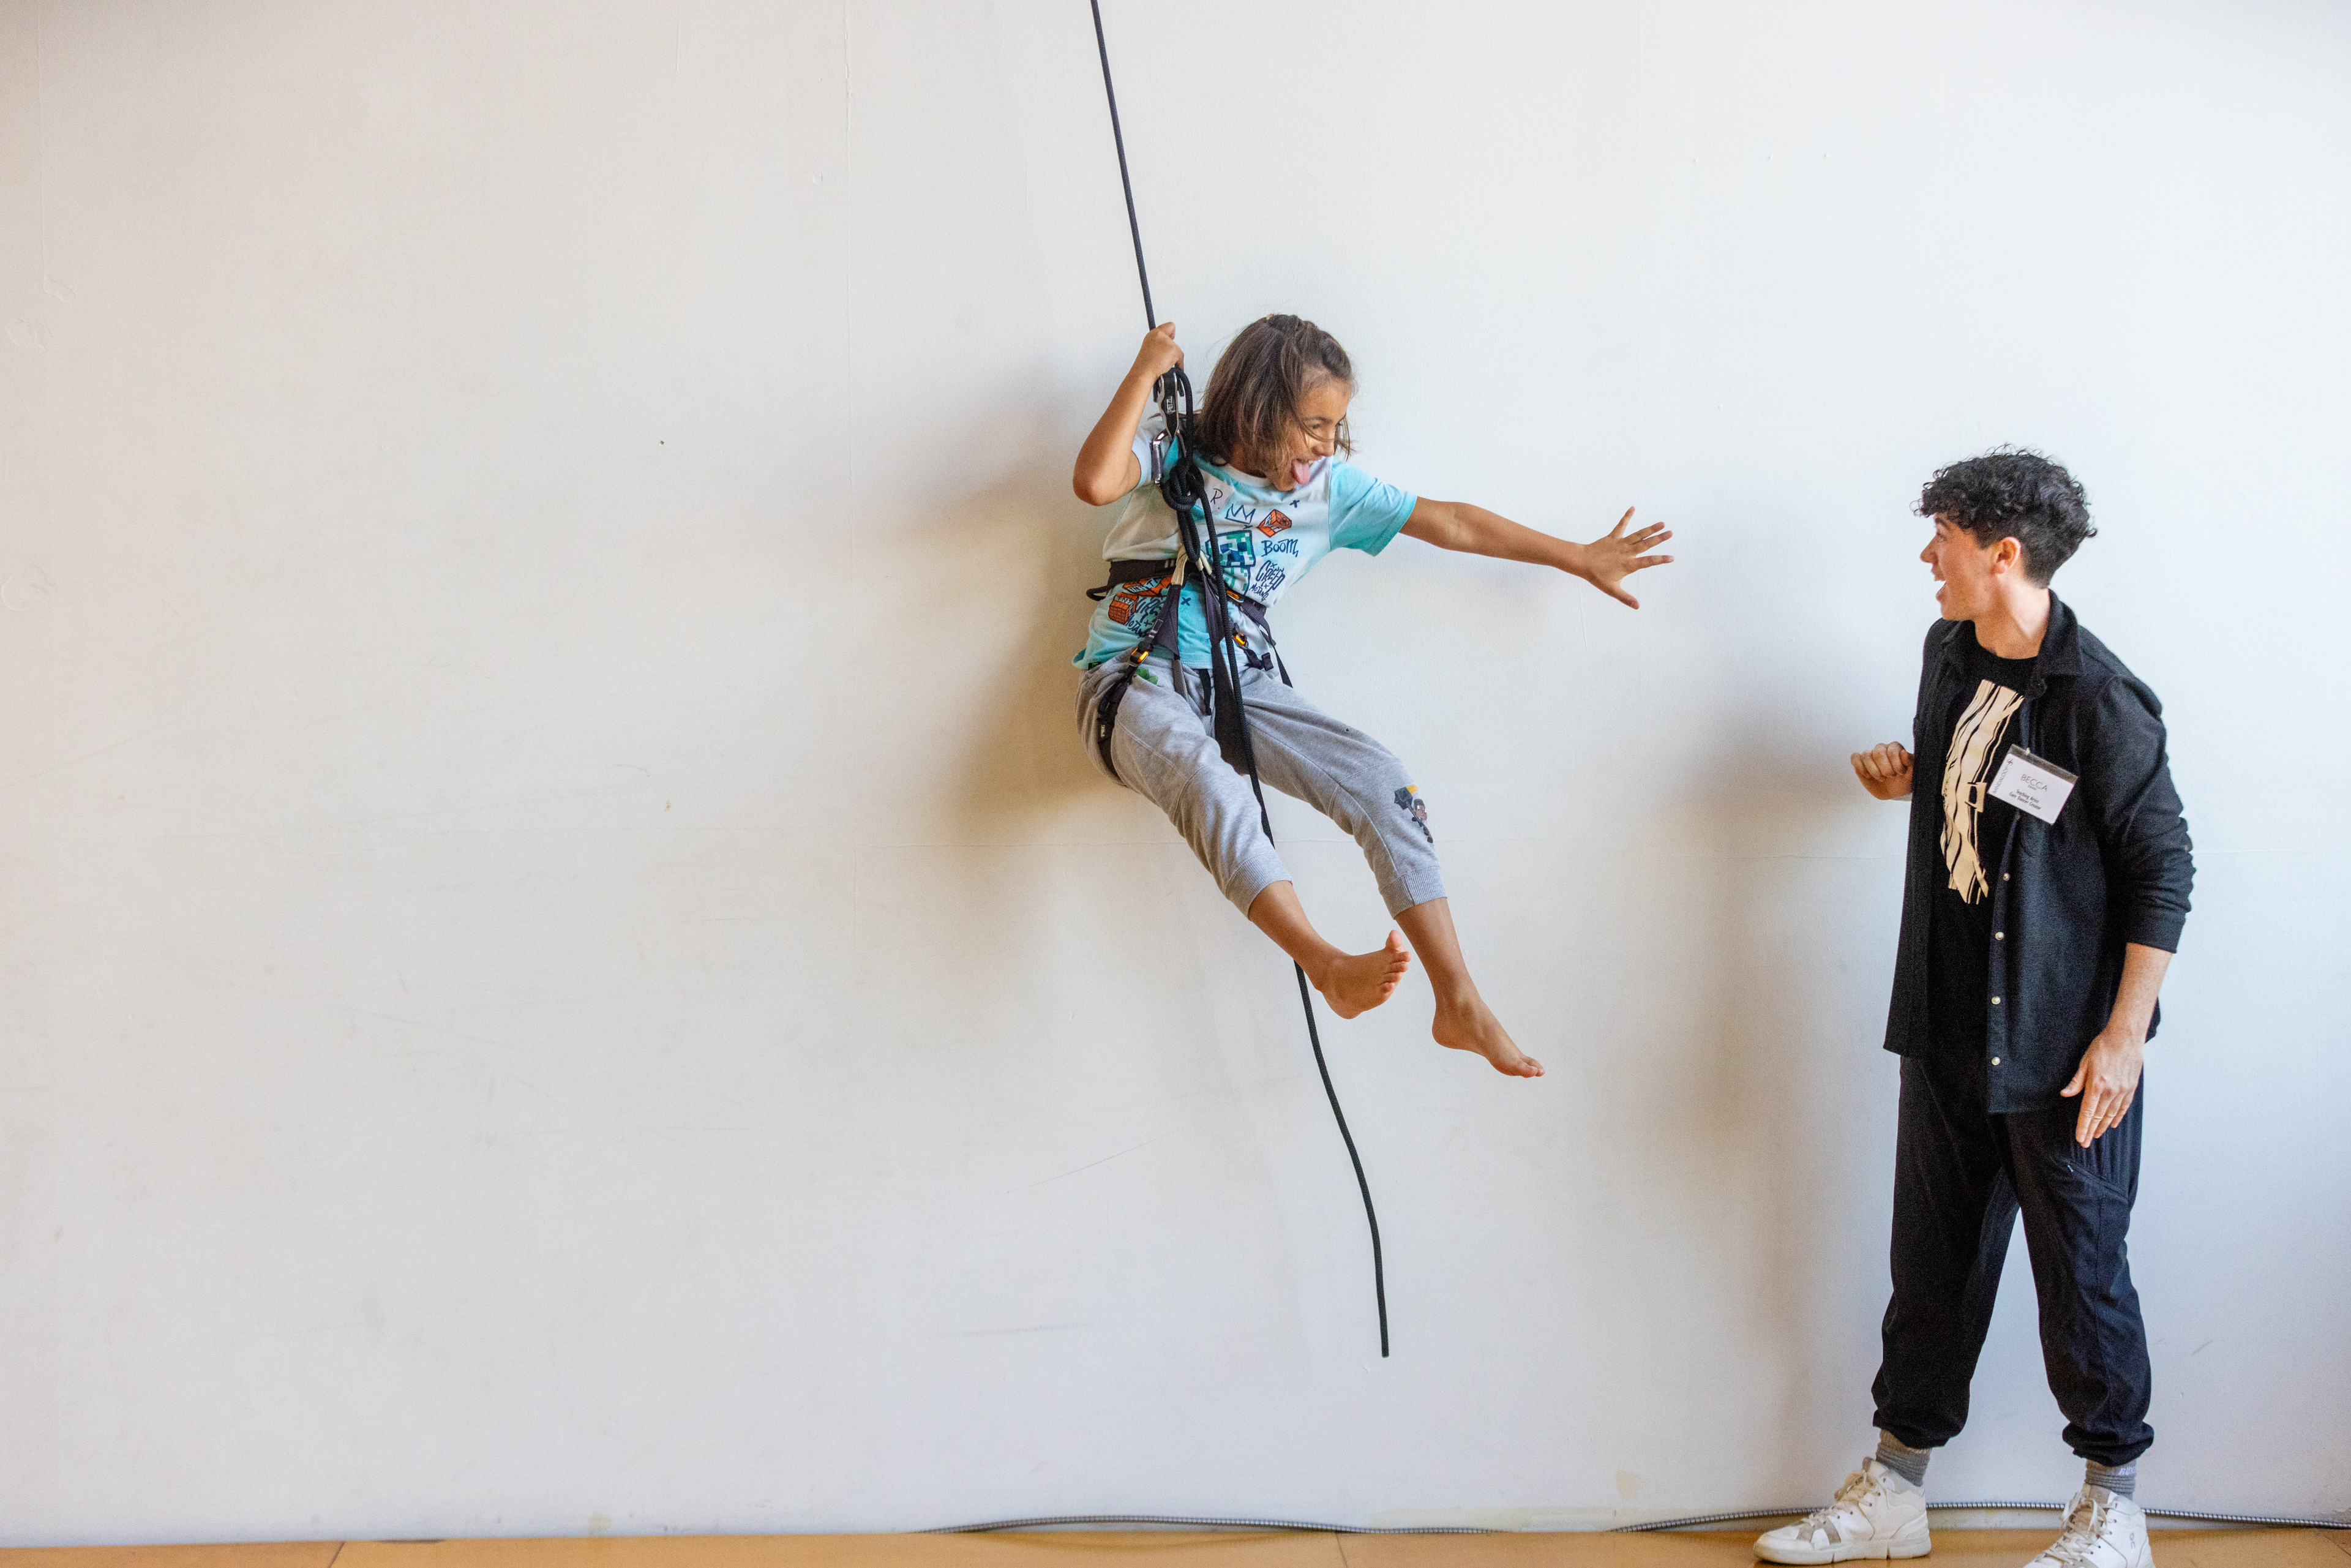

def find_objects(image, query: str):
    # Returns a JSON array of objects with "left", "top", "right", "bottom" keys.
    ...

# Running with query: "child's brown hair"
[{"left": 1193, "top": 314, "right": 1354, "bottom": 471}]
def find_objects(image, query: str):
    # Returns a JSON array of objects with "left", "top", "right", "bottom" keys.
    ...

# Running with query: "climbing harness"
[
  {"left": 1084, "top": 443, "right": 1287, "bottom": 785},
  {"left": 1086, "top": 0, "right": 1390, "bottom": 1357}
]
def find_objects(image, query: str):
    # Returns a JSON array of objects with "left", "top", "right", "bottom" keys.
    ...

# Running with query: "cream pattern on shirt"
[{"left": 1940, "top": 678, "right": 2023, "bottom": 904}]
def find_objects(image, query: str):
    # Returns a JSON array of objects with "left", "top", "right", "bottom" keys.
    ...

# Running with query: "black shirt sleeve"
[{"left": 2077, "top": 675, "right": 2194, "bottom": 953}]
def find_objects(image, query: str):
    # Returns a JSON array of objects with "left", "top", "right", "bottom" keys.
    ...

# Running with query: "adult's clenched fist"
[{"left": 1851, "top": 741, "right": 1914, "bottom": 801}]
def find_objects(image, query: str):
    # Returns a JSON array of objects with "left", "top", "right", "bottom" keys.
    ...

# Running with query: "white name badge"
[{"left": 1988, "top": 744, "right": 2078, "bottom": 825}]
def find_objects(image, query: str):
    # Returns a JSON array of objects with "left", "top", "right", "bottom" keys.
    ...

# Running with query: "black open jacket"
[{"left": 1884, "top": 595, "right": 2194, "bottom": 1111}]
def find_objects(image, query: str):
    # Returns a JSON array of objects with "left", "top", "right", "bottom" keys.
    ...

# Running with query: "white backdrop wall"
[{"left": 2, "top": 0, "right": 2345, "bottom": 1546}]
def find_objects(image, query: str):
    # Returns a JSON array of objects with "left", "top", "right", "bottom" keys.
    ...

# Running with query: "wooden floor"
[{"left": 2, "top": 1527, "right": 2344, "bottom": 1568}]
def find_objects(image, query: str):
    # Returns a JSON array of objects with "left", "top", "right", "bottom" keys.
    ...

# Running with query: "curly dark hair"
[
  {"left": 1917, "top": 448, "right": 2096, "bottom": 585},
  {"left": 1193, "top": 314, "right": 1354, "bottom": 471}
]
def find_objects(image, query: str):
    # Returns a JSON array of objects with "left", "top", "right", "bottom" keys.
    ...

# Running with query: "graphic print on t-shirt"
[
  {"left": 1940, "top": 677, "right": 2024, "bottom": 902},
  {"left": 1103, "top": 570, "right": 1171, "bottom": 632},
  {"left": 1074, "top": 414, "right": 1419, "bottom": 669}
]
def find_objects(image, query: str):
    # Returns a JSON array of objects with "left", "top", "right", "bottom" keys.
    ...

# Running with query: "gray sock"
[
  {"left": 2085, "top": 1459, "right": 2137, "bottom": 1499},
  {"left": 1874, "top": 1431, "right": 1930, "bottom": 1489}
]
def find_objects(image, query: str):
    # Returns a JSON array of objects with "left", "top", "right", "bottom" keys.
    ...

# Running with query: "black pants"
[{"left": 1871, "top": 1050, "right": 2153, "bottom": 1466}]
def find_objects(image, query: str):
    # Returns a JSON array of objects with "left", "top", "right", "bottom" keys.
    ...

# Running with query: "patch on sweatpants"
[{"left": 1393, "top": 785, "right": 1432, "bottom": 843}]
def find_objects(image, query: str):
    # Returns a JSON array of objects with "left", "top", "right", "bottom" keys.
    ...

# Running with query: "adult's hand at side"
[
  {"left": 2062, "top": 942, "right": 2169, "bottom": 1146},
  {"left": 2061, "top": 1029, "right": 2145, "bottom": 1146},
  {"left": 1851, "top": 742, "right": 1914, "bottom": 800}
]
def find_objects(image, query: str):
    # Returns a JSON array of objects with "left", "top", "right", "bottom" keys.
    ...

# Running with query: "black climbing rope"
[
  {"left": 1087, "top": 0, "right": 1390, "bottom": 1358},
  {"left": 1087, "top": 0, "right": 1155, "bottom": 333}
]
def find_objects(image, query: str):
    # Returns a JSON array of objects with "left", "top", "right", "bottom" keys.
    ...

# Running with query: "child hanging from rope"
[{"left": 1072, "top": 315, "right": 1673, "bottom": 1078}]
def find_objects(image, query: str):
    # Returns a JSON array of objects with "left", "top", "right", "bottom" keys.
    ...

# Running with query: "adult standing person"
[{"left": 1757, "top": 451, "right": 2193, "bottom": 1568}]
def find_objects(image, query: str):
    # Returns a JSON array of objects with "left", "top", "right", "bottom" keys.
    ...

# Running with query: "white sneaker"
[
  {"left": 1754, "top": 1459, "right": 1932, "bottom": 1563},
  {"left": 2024, "top": 1489, "right": 2155, "bottom": 1567}
]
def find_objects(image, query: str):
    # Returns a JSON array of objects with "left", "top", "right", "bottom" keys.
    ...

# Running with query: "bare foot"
[
  {"left": 1433, "top": 992, "right": 1544, "bottom": 1078},
  {"left": 1314, "top": 931, "right": 1412, "bottom": 1019}
]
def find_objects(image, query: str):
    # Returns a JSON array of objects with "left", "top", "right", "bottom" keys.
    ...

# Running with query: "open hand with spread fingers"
[{"left": 1583, "top": 508, "right": 1676, "bottom": 608}]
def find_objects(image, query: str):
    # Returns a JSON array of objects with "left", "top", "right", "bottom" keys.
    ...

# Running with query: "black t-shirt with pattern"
[{"left": 1927, "top": 636, "right": 2038, "bottom": 1057}]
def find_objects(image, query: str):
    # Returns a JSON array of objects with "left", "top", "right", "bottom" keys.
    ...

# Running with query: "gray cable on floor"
[
  {"left": 925, "top": 1515, "right": 1482, "bottom": 1535},
  {"left": 1618, "top": 1501, "right": 2351, "bottom": 1533},
  {"left": 926, "top": 1506, "right": 2349, "bottom": 1536},
  {"left": 2135, "top": 1507, "right": 2350, "bottom": 1529}
]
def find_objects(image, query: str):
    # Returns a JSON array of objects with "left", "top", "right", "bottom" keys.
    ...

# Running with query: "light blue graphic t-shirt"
[{"left": 1074, "top": 415, "right": 1419, "bottom": 669}]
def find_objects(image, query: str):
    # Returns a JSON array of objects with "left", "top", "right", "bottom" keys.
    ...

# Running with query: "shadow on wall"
[
  {"left": 879, "top": 430, "right": 1134, "bottom": 845},
  {"left": 1668, "top": 743, "right": 1904, "bottom": 1461}
]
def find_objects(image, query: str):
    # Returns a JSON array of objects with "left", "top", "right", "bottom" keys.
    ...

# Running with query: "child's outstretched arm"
[
  {"left": 1401, "top": 502, "right": 1674, "bottom": 609},
  {"left": 1073, "top": 323, "right": 1185, "bottom": 506}
]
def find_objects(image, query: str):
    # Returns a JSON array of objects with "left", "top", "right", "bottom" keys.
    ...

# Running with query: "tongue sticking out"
[{"left": 1289, "top": 458, "right": 1316, "bottom": 489}]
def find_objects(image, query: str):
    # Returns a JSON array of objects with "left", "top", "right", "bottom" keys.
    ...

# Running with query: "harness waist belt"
[
  {"left": 1090, "top": 555, "right": 1266, "bottom": 604},
  {"left": 1087, "top": 560, "right": 1283, "bottom": 784}
]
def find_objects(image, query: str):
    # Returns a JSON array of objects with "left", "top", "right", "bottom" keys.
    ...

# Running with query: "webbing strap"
[{"left": 1086, "top": 0, "right": 1390, "bottom": 1359}]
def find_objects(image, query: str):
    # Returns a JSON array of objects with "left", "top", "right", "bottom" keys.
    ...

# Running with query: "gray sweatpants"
[{"left": 1076, "top": 653, "right": 1446, "bottom": 918}]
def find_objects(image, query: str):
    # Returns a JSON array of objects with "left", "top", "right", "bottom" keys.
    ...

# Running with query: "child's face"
[{"left": 1258, "top": 377, "right": 1352, "bottom": 488}]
